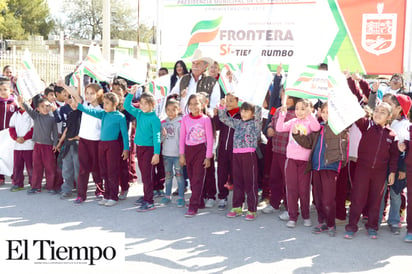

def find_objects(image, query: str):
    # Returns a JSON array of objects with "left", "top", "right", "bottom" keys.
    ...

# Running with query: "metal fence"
[{"left": 0, "top": 49, "right": 76, "bottom": 85}]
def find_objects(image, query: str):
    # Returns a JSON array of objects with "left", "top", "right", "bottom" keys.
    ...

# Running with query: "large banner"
[{"left": 161, "top": 0, "right": 406, "bottom": 74}]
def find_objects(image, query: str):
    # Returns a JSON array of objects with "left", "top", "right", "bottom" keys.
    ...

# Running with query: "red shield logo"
[{"left": 361, "top": 3, "right": 397, "bottom": 56}]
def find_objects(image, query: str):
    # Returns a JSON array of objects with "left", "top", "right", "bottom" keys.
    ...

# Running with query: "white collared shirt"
[
  {"left": 174, "top": 73, "right": 220, "bottom": 116},
  {"left": 78, "top": 102, "right": 102, "bottom": 140}
]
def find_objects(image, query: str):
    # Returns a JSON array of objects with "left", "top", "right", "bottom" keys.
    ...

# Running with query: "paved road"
[{"left": 0, "top": 176, "right": 411, "bottom": 274}]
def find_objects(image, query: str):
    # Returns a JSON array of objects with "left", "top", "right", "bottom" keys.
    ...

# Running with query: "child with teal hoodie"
[{"left": 124, "top": 90, "right": 161, "bottom": 212}]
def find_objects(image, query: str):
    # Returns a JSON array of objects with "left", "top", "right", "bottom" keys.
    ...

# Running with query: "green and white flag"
[
  {"left": 75, "top": 45, "right": 115, "bottom": 83},
  {"left": 285, "top": 66, "right": 333, "bottom": 100},
  {"left": 83, "top": 54, "right": 115, "bottom": 83},
  {"left": 218, "top": 63, "right": 241, "bottom": 95},
  {"left": 148, "top": 75, "right": 170, "bottom": 118},
  {"left": 69, "top": 64, "right": 84, "bottom": 87},
  {"left": 326, "top": 56, "right": 365, "bottom": 135},
  {"left": 16, "top": 49, "right": 46, "bottom": 100},
  {"left": 233, "top": 55, "right": 273, "bottom": 106},
  {"left": 117, "top": 58, "right": 148, "bottom": 84}
]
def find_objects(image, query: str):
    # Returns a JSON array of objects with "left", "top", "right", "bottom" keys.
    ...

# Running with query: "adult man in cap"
[{"left": 176, "top": 49, "right": 221, "bottom": 115}]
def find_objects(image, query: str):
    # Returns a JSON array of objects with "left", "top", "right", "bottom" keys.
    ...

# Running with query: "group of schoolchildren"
[{"left": 1, "top": 60, "right": 412, "bottom": 243}]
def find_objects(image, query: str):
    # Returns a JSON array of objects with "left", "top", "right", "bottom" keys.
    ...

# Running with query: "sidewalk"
[{"left": 0, "top": 178, "right": 411, "bottom": 274}]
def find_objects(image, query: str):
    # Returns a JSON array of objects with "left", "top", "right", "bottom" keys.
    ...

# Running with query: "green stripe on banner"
[
  {"left": 267, "top": 64, "right": 289, "bottom": 72},
  {"left": 325, "top": 1, "right": 364, "bottom": 74},
  {"left": 84, "top": 68, "right": 103, "bottom": 82},
  {"left": 218, "top": 77, "right": 228, "bottom": 95},
  {"left": 327, "top": 121, "right": 340, "bottom": 135},
  {"left": 149, "top": 82, "right": 155, "bottom": 93},
  {"left": 328, "top": 75, "right": 337, "bottom": 86},
  {"left": 87, "top": 55, "right": 100, "bottom": 63},
  {"left": 336, "top": 35, "right": 364, "bottom": 73},
  {"left": 325, "top": 0, "right": 347, "bottom": 61},
  {"left": 226, "top": 63, "right": 238, "bottom": 71},
  {"left": 182, "top": 43, "right": 199, "bottom": 59},
  {"left": 22, "top": 60, "right": 31, "bottom": 70},
  {"left": 285, "top": 89, "right": 329, "bottom": 100},
  {"left": 298, "top": 72, "right": 315, "bottom": 78},
  {"left": 190, "top": 17, "right": 223, "bottom": 34}
]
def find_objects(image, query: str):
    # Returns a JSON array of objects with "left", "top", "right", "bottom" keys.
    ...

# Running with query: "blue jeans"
[
  {"left": 61, "top": 144, "right": 80, "bottom": 194},
  {"left": 379, "top": 184, "right": 402, "bottom": 226},
  {"left": 163, "top": 156, "right": 185, "bottom": 198},
  {"left": 387, "top": 186, "right": 402, "bottom": 225}
]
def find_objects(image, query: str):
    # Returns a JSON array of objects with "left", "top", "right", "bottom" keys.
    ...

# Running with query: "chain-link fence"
[{"left": 0, "top": 49, "right": 76, "bottom": 85}]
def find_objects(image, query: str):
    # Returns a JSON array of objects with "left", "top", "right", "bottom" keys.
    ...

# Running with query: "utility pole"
[
  {"left": 102, "top": 0, "right": 111, "bottom": 62},
  {"left": 137, "top": 0, "right": 141, "bottom": 59},
  {"left": 156, "top": 0, "right": 161, "bottom": 72}
]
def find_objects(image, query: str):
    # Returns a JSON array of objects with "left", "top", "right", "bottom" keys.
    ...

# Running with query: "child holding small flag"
[
  {"left": 71, "top": 82, "right": 105, "bottom": 204},
  {"left": 276, "top": 98, "right": 321, "bottom": 228},
  {"left": 218, "top": 98, "right": 262, "bottom": 221},
  {"left": 213, "top": 92, "right": 241, "bottom": 210},
  {"left": 17, "top": 95, "right": 58, "bottom": 194},
  {"left": 124, "top": 88, "right": 161, "bottom": 212},
  {"left": 292, "top": 102, "right": 348, "bottom": 236}
]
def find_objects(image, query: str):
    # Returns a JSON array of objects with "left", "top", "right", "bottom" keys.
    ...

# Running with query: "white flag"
[{"left": 16, "top": 49, "right": 46, "bottom": 100}]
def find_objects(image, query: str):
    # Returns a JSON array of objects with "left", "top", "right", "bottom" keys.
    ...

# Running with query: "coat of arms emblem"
[{"left": 361, "top": 3, "right": 397, "bottom": 56}]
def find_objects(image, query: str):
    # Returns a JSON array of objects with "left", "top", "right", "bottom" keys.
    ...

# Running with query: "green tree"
[
  {"left": 0, "top": 0, "right": 54, "bottom": 39},
  {"left": 61, "top": 0, "right": 153, "bottom": 42},
  {"left": 111, "top": 3, "right": 137, "bottom": 40},
  {"left": 62, "top": 0, "right": 102, "bottom": 40},
  {"left": 0, "top": 12, "right": 26, "bottom": 39}
]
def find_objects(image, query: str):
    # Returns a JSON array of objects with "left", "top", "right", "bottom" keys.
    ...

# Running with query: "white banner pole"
[
  {"left": 405, "top": 0, "right": 412, "bottom": 91},
  {"left": 156, "top": 0, "right": 161, "bottom": 73},
  {"left": 59, "top": 31, "right": 64, "bottom": 79}
]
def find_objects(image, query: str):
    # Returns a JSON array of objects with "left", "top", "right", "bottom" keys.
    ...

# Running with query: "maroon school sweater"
[
  {"left": 404, "top": 125, "right": 412, "bottom": 168},
  {"left": 355, "top": 117, "right": 399, "bottom": 172},
  {"left": 214, "top": 108, "right": 241, "bottom": 154},
  {"left": 0, "top": 95, "right": 18, "bottom": 131}
]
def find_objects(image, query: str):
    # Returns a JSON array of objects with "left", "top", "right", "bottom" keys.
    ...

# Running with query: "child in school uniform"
[
  {"left": 44, "top": 86, "right": 57, "bottom": 107},
  {"left": 292, "top": 102, "right": 348, "bottom": 236},
  {"left": 276, "top": 98, "right": 321, "bottom": 228},
  {"left": 9, "top": 106, "right": 34, "bottom": 191},
  {"left": 124, "top": 90, "right": 161, "bottom": 212},
  {"left": 0, "top": 76, "right": 18, "bottom": 185},
  {"left": 264, "top": 91, "right": 298, "bottom": 220},
  {"left": 111, "top": 79, "right": 136, "bottom": 200},
  {"left": 198, "top": 92, "right": 217, "bottom": 208},
  {"left": 213, "top": 92, "right": 241, "bottom": 210},
  {"left": 160, "top": 99, "right": 185, "bottom": 207},
  {"left": 399, "top": 122, "right": 412, "bottom": 242},
  {"left": 112, "top": 79, "right": 138, "bottom": 183},
  {"left": 218, "top": 99, "right": 262, "bottom": 221},
  {"left": 17, "top": 96, "right": 58, "bottom": 194},
  {"left": 378, "top": 94, "right": 411, "bottom": 234},
  {"left": 345, "top": 102, "right": 399, "bottom": 239},
  {"left": 179, "top": 93, "right": 214, "bottom": 217},
  {"left": 73, "top": 92, "right": 129, "bottom": 207},
  {"left": 55, "top": 96, "right": 82, "bottom": 199},
  {"left": 72, "top": 83, "right": 104, "bottom": 204}
]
